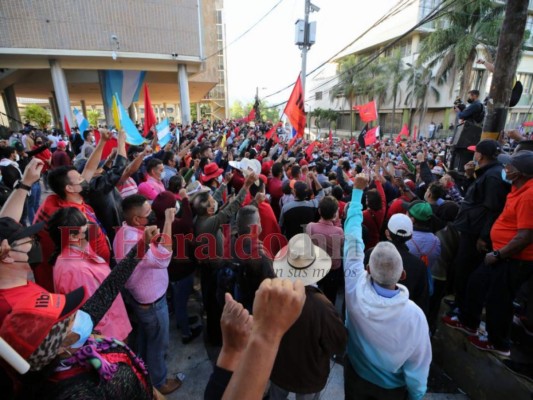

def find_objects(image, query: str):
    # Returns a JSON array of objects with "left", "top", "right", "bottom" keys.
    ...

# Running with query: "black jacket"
[
  {"left": 270, "top": 286, "right": 347, "bottom": 393},
  {"left": 453, "top": 161, "right": 510, "bottom": 243}
]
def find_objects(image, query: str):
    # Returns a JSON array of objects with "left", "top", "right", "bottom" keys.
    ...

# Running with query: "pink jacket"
[{"left": 53, "top": 245, "right": 132, "bottom": 341}]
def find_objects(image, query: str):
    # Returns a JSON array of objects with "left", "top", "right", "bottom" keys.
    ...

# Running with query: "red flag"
[
  {"left": 265, "top": 122, "right": 282, "bottom": 140},
  {"left": 63, "top": 115, "right": 71, "bottom": 136},
  {"left": 395, "top": 123, "right": 410, "bottom": 143},
  {"left": 244, "top": 108, "right": 256, "bottom": 123},
  {"left": 413, "top": 125, "right": 418, "bottom": 141},
  {"left": 353, "top": 100, "right": 377, "bottom": 123},
  {"left": 143, "top": 84, "right": 157, "bottom": 137},
  {"left": 284, "top": 75, "right": 306, "bottom": 143},
  {"left": 305, "top": 141, "right": 317, "bottom": 161},
  {"left": 365, "top": 126, "right": 379, "bottom": 146},
  {"left": 328, "top": 130, "right": 333, "bottom": 145}
]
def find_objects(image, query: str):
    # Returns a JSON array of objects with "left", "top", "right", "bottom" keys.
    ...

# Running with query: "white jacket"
[{"left": 344, "top": 189, "right": 431, "bottom": 400}]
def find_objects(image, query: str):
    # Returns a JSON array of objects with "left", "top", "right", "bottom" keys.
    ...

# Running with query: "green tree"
[
  {"left": 323, "top": 109, "right": 338, "bottom": 132},
  {"left": 418, "top": 0, "right": 504, "bottom": 100},
  {"left": 23, "top": 104, "right": 51, "bottom": 130},
  {"left": 260, "top": 101, "right": 281, "bottom": 122},
  {"left": 87, "top": 109, "right": 102, "bottom": 127},
  {"left": 383, "top": 49, "right": 405, "bottom": 135},
  {"left": 230, "top": 100, "right": 246, "bottom": 119},
  {"left": 310, "top": 107, "right": 324, "bottom": 134},
  {"left": 331, "top": 55, "right": 360, "bottom": 137},
  {"left": 405, "top": 66, "right": 441, "bottom": 135}
]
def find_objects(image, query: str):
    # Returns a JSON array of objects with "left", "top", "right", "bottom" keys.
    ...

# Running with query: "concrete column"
[
  {"left": 49, "top": 60, "right": 72, "bottom": 130},
  {"left": 196, "top": 103, "right": 201, "bottom": 121},
  {"left": 49, "top": 96, "right": 60, "bottom": 127},
  {"left": 97, "top": 70, "right": 112, "bottom": 127},
  {"left": 2, "top": 85, "right": 22, "bottom": 131},
  {"left": 163, "top": 102, "right": 168, "bottom": 118},
  {"left": 80, "top": 100, "right": 87, "bottom": 119},
  {"left": 178, "top": 64, "right": 191, "bottom": 126}
]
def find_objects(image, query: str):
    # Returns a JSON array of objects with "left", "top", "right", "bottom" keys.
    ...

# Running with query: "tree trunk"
[
  {"left": 391, "top": 92, "right": 397, "bottom": 139},
  {"left": 483, "top": 0, "right": 529, "bottom": 140}
]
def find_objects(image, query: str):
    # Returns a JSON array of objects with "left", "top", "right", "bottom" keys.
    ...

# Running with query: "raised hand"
[{"left": 251, "top": 278, "right": 306, "bottom": 342}]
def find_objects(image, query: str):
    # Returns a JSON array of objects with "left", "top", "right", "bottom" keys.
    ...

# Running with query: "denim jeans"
[
  {"left": 170, "top": 273, "right": 194, "bottom": 337},
  {"left": 269, "top": 382, "right": 321, "bottom": 400},
  {"left": 131, "top": 296, "right": 169, "bottom": 388},
  {"left": 26, "top": 181, "right": 41, "bottom": 225}
]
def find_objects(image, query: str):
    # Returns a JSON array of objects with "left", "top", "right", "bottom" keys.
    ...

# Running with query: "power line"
[
  {"left": 263, "top": 0, "right": 462, "bottom": 110},
  {"left": 204, "top": 0, "right": 286, "bottom": 60},
  {"left": 261, "top": 0, "right": 416, "bottom": 101}
]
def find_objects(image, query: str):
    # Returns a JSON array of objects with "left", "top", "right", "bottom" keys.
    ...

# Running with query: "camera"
[{"left": 453, "top": 97, "right": 465, "bottom": 111}]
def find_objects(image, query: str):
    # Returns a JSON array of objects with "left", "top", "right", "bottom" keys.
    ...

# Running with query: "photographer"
[{"left": 455, "top": 90, "right": 484, "bottom": 126}]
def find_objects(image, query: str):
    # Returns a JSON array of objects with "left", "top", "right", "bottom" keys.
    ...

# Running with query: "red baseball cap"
[{"left": 0, "top": 287, "right": 86, "bottom": 366}]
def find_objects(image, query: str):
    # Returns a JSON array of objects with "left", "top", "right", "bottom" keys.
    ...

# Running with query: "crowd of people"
[{"left": 0, "top": 108, "right": 531, "bottom": 400}]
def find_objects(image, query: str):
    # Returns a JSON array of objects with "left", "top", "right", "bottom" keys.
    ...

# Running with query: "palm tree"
[
  {"left": 405, "top": 66, "right": 441, "bottom": 136},
  {"left": 383, "top": 49, "right": 405, "bottom": 136},
  {"left": 418, "top": 0, "right": 504, "bottom": 100},
  {"left": 330, "top": 55, "right": 359, "bottom": 138}
]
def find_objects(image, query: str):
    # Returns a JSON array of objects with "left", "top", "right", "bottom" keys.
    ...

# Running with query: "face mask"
[
  {"left": 15, "top": 154, "right": 20, "bottom": 162},
  {"left": 312, "top": 153, "right": 318, "bottom": 159},
  {"left": 501, "top": 169, "right": 513, "bottom": 184},
  {"left": 467, "top": 98, "right": 473, "bottom": 104},
  {"left": 27, "top": 240, "right": 42, "bottom": 267},
  {"left": 147, "top": 211, "right": 157, "bottom": 225},
  {"left": 79, "top": 180, "right": 90, "bottom": 198},
  {"left": 11, "top": 239, "right": 42, "bottom": 267},
  {"left": 70, "top": 310, "right": 94, "bottom": 349},
  {"left": 217, "top": 175, "right": 223, "bottom": 184}
]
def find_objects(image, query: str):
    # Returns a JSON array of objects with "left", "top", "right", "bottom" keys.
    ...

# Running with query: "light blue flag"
[
  {"left": 73, "top": 108, "right": 89, "bottom": 135},
  {"left": 156, "top": 119, "right": 172, "bottom": 147},
  {"left": 115, "top": 94, "right": 145, "bottom": 145},
  {"left": 104, "top": 70, "right": 146, "bottom": 109}
]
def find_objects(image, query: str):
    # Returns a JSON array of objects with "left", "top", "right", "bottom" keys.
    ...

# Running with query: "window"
[
  {"left": 315, "top": 91, "right": 322, "bottom": 100},
  {"left": 472, "top": 69, "right": 485, "bottom": 91},
  {"left": 517, "top": 73, "right": 533, "bottom": 94},
  {"left": 419, "top": 0, "right": 440, "bottom": 29},
  {"left": 217, "top": 10, "right": 223, "bottom": 24},
  {"left": 526, "top": 16, "right": 533, "bottom": 47}
]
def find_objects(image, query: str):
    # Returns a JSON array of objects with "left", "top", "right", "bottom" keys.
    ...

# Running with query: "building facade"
[
  {"left": 0, "top": 0, "right": 227, "bottom": 131},
  {"left": 307, "top": 0, "right": 533, "bottom": 138}
]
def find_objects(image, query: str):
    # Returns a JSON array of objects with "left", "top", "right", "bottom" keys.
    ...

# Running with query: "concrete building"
[
  {"left": 0, "top": 0, "right": 228, "bottom": 132},
  {"left": 307, "top": 0, "right": 533, "bottom": 138}
]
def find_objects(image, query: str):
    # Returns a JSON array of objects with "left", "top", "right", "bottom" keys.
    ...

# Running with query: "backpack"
[
  {"left": 410, "top": 236, "right": 438, "bottom": 296},
  {"left": 474, "top": 103, "right": 485, "bottom": 124}
]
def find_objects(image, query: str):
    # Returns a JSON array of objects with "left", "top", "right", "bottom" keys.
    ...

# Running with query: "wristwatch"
[
  {"left": 492, "top": 250, "right": 501, "bottom": 260},
  {"left": 14, "top": 181, "right": 31, "bottom": 191}
]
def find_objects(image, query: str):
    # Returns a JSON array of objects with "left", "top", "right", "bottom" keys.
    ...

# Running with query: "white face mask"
[
  {"left": 15, "top": 154, "right": 20, "bottom": 162},
  {"left": 217, "top": 174, "right": 223, "bottom": 184}
]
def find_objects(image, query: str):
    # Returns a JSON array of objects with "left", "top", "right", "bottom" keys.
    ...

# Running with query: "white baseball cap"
[{"left": 387, "top": 214, "right": 413, "bottom": 238}]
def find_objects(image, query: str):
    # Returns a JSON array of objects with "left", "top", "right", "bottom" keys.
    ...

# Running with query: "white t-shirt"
[{"left": 47, "top": 134, "right": 59, "bottom": 149}]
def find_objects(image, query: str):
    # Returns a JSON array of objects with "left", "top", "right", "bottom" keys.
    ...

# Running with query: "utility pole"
[
  {"left": 301, "top": 0, "right": 311, "bottom": 96},
  {"left": 482, "top": 0, "right": 529, "bottom": 141},
  {"left": 295, "top": 1, "right": 318, "bottom": 107}
]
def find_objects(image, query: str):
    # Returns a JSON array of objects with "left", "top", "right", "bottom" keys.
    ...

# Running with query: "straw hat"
[{"left": 273, "top": 233, "right": 332, "bottom": 286}]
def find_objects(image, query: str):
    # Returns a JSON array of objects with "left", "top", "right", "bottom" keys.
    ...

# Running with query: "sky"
[{"left": 224, "top": 0, "right": 398, "bottom": 106}]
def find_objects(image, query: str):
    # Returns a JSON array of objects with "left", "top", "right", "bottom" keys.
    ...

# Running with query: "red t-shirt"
[
  {"left": 0, "top": 281, "right": 44, "bottom": 326},
  {"left": 491, "top": 179, "right": 533, "bottom": 260}
]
